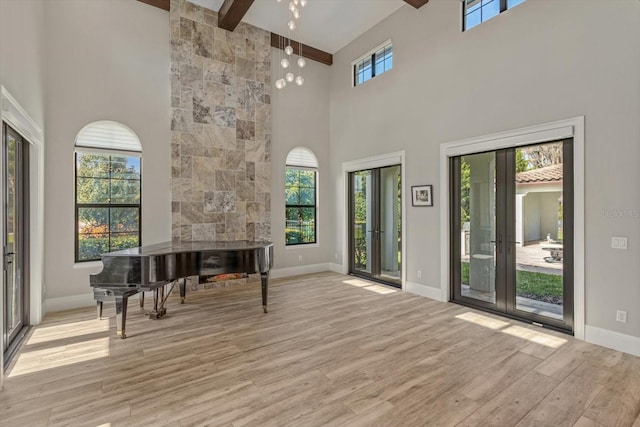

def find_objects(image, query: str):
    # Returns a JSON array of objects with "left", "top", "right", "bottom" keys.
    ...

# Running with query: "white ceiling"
[{"left": 189, "top": 0, "right": 405, "bottom": 54}]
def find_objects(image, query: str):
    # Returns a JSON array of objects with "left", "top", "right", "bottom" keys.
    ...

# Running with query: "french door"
[
  {"left": 3, "top": 123, "right": 30, "bottom": 361},
  {"left": 450, "top": 140, "right": 573, "bottom": 332},
  {"left": 349, "top": 165, "right": 402, "bottom": 287}
]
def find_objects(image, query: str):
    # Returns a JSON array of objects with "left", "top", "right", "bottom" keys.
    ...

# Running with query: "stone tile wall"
[{"left": 170, "top": 0, "right": 271, "bottom": 244}]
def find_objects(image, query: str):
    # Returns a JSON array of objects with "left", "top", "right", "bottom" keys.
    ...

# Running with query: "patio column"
[
  {"left": 515, "top": 193, "right": 526, "bottom": 247},
  {"left": 467, "top": 153, "right": 495, "bottom": 293}
]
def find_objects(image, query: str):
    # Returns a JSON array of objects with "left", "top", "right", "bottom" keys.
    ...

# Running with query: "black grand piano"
[{"left": 90, "top": 240, "right": 273, "bottom": 338}]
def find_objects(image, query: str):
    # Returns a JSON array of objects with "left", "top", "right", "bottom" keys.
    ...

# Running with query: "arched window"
[
  {"left": 285, "top": 147, "right": 318, "bottom": 245},
  {"left": 74, "top": 121, "right": 142, "bottom": 262}
]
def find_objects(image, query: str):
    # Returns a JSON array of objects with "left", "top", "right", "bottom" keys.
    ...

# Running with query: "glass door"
[
  {"left": 451, "top": 151, "right": 501, "bottom": 311},
  {"left": 351, "top": 170, "right": 374, "bottom": 276},
  {"left": 3, "top": 123, "right": 29, "bottom": 358},
  {"left": 349, "top": 165, "right": 402, "bottom": 287},
  {"left": 509, "top": 141, "right": 573, "bottom": 327},
  {"left": 451, "top": 140, "right": 573, "bottom": 332}
]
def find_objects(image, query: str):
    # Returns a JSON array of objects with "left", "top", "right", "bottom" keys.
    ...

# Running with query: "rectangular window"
[
  {"left": 285, "top": 167, "right": 317, "bottom": 245},
  {"left": 75, "top": 151, "right": 141, "bottom": 262},
  {"left": 463, "top": 0, "right": 526, "bottom": 31},
  {"left": 353, "top": 40, "right": 393, "bottom": 87}
]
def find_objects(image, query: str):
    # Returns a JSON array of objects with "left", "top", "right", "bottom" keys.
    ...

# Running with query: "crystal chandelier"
[{"left": 275, "top": 0, "right": 307, "bottom": 89}]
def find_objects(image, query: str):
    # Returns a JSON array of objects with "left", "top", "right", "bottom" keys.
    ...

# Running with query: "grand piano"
[{"left": 90, "top": 240, "right": 274, "bottom": 338}]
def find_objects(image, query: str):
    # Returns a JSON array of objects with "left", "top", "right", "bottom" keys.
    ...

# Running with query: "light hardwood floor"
[{"left": 2, "top": 272, "right": 639, "bottom": 426}]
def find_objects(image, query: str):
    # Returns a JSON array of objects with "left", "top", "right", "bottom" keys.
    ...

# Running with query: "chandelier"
[{"left": 275, "top": 0, "right": 307, "bottom": 89}]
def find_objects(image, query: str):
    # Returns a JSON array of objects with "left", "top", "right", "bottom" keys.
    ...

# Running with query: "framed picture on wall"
[{"left": 411, "top": 185, "right": 433, "bottom": 207}]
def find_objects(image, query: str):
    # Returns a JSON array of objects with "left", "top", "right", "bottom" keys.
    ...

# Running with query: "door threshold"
[
  {"left": 451, "top": 299, "right": 573, "bottom": 336},
  {"left": 4, "top": 325, "right": 31, "bottom": 371},
  {"left": 349, "top": 273, "right": 401, "bottom": 289}
]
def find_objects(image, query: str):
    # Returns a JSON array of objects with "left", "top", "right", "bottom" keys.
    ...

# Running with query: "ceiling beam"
[
  {"left": 270, "top": 33, "right": 333, "bottom": 66},
  {"left": 218, "top": 0, "right": 255, "bottom": 32},
  {"left": 137, "top": 0, "right": 170, "bottom": 11},
  {"left": 403, "top": 0, "right": 429, "bottom": 9}
]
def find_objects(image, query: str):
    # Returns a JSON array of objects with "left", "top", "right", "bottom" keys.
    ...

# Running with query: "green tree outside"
[
  {"left": 76, "top": 152, "right": 141, "bottom": 261},
  {"left": 285, "top": 168, "right": 316, "bottom": 244}
]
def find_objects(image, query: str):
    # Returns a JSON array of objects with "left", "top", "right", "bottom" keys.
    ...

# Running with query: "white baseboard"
[
  {"left": 584, "top": 325, "right": 640, "bottom": 357},
  {"left": 329, "top": 263, "right": 346, "bottom": 274},
  {"left": 405, "top": 281, "right": 445, "bottom": 302},
  {"left": 44, "top": 293, "right": 95, "bottom": 313},
  {"left": 44, "top": 292, "right": 144, "bottom": 314},
  {"left": 271, "top": 263, "right": 331, "bottom": 279}
]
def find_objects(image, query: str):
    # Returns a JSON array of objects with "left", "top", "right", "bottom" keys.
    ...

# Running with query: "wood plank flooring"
[{"left": 1, "top": 272, "right": 639, "bottom": 426}]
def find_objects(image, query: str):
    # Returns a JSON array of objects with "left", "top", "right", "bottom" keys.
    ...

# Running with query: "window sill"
[
  {"left": 73, "top": 261, "right": 103, "bottom": 269},
  {"left": 285, "top": 243, "right": 319, "bottom": 250}
]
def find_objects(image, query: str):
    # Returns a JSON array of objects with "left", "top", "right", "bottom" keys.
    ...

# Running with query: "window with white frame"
[
  {"left": 285, "top": 148, "right": 318, "bottom": 245},
  {"left": 74, "top": 121, "right": 142, "bottom": 262},
  {"left": 463, "top": 0, "right": 527, "bottom": 31},
  {"left": 353, "top": 40, "right": 393, "bottom": 87}
]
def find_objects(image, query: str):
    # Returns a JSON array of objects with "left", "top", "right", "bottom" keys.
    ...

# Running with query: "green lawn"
[{"left": 461, "top": 262, "right": 562, "bottom": 298}]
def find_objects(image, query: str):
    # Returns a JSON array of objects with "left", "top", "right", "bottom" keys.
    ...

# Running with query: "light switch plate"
[
  {"left": 611, "top": 236, "right": 628, "bottom": 250},
  {"left": 618, "top": 237, "right": 628, "bottom": 250}
]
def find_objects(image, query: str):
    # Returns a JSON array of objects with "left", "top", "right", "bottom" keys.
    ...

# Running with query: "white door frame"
[
  {"left": 1, "top": 87, "right": 46, "bottom": 389},
  {"left": 341, "top": 151, "right": 406, "bottom": 289},
  {"left": 439, "top": 117, "right": 585, "bottom": 340}
]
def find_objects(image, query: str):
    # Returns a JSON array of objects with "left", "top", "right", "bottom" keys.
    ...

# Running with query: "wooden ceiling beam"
[
  {"left": 137, "top": 0, "right": 170, "bottom": 12},
  {"left": 218, "top": 0, "right": 255, "bottom": 32},
  {"left": 403, "top": 0, "right": 429, "bottom": 9},
  {"left": 270, "top": 33, "right": 333, "bottom": 66}
]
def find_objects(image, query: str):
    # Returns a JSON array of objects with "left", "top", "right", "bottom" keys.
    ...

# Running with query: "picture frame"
[{"left": 411, "top": 185, "right": 433, "bottom": 207}]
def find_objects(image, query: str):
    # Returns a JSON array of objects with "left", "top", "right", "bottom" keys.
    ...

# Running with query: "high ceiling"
[{"left": 189, "top": 0, "right": 406, "bottom": 54}]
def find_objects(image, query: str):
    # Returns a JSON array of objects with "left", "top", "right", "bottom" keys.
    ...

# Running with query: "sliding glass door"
[
  {"left": 349, "top": 165, "right": 402, "bottom": 287},
  {"left": 451, "top": 140, "right": 573, "bottom": 331},
  {"left": 3, "top": 123, "right": 30, "bottom": 359}
]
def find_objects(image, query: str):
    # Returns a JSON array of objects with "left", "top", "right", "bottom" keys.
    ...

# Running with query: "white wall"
[
  {"left": 329, "top": 0, "right": 640, "bottom": 339},
  {"left": 270, "top": 48, "right": 332, "bottom": 272},
  {"left": 0, "top": 0, "right": 46, "bottom": 128},
  {"left": 0, "top": 0, "right": 46, "bottom": 391},
  {"left": 43, "top": 0, "right": 171, "bottom": 306}
]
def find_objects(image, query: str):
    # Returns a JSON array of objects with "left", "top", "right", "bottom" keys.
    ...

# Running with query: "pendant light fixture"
[{"left": 275, "top": 0, "right": 307, "bottom": 89}]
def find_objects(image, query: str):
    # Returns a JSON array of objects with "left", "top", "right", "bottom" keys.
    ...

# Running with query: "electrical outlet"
[
  {"left": 417, "top": 270, "right": 422, "bottom": 279},
  {"left": 334, "top": 252, "right": 338, "bottom": 260},
  {"left": 298, "top": 255, "right": 302, "bottom": 263},
  {"left": 616, "top": 310, "right": 627, "bottom": 323}
]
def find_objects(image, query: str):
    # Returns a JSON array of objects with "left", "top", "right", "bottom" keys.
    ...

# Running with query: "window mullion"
[{"left": 371, "top": 53, "right": 376, "bottom": 78}]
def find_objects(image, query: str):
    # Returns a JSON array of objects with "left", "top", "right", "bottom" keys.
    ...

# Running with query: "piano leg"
[
  {"left": 159, "top": 286, "right": 166, "bottom": 317},
  {"left": 97, "top": 301, "right": 103, "bottom": 319},
  {"left": 115, "top": 296, "right": 128, "bottom": 339},
  {"left": 148, "top": 286, "right": 167, "bottom": 319},
  {"left": 261, "top": 272, "right": 269, "bottom": 313},
  {"left": 179, "top": 278, "right": 186, "bottom": 304},
  {"left": 140, "top": 292, "right": 145, "bottom": 309}
]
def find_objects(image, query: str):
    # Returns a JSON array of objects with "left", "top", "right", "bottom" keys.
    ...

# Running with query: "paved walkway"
[
  {"left": 463, "top": 241, "right": 563, "bottom": 276},
  {"left": 516, "top": 241, "right": 563, "bottom": 276}
]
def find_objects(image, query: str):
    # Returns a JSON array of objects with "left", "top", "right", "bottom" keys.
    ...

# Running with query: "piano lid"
[{"left": 100, "top": 240, "right": 274, "bottom": 257}]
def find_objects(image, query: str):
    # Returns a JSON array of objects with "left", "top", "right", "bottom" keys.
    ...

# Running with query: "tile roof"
[{"left": 515, "top": 163, "right": 563, "bottom": 183}]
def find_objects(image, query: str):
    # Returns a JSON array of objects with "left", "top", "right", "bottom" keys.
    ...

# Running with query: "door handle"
[
  {"left": 4, "top": 252, "right": 14, "bottom": 270},
  {"left": 490, "top": 236, "right": 503, "bottom": 252}
]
